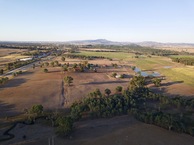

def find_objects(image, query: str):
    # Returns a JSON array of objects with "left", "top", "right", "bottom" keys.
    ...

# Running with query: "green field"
[
  {"left": 169, "top": 55, "right": 194, "bottom": 58},
  {"left": 135, "top": 57, "right": 174, "bottom": 70},
  {"left": 76, "top": 51, "right": 194, "bottom": 86},
  {"left": 159, "top": 67, "right": 194, "bottom": 86}
]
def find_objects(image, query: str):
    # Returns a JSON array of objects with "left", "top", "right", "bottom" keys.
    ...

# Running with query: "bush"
[
  {"left": 116, "top": 86, "right": 122, "bottom": 92},
  {"left": 43, "top": 68, "right": 48, "bottom": 73},
  {"left": 111, "top": 72, "right": 117, "bottom": 78},
  {"left": 29, "top": 104, "right": 43, "bottom": 115}
]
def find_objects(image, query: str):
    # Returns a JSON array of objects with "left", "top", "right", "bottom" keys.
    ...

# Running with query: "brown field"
[
  {"left": 0, "top": 57, "right": 133, "bottom": 114},
  {"left": 2, "top": 115, "right": 194, "bottom": 145},
  {"left": 156, "top": 47, "right": 194, "bottom": 53},
  {"left": 0, "top": 48, "right": 28, "bottom": 57},
  {"left": 1, "top": 56, "right": 194, "bottom": 115},
  {"left": 0, "top": 48, "right": 29, "bottom": 69},
  {"left": 1, "top": 56, "right": 194, "bottom": 145}
]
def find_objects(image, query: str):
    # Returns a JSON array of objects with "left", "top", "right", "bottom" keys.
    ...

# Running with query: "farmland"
[{"left": 1, "top": 46, "right": 194, "bottom": 145}]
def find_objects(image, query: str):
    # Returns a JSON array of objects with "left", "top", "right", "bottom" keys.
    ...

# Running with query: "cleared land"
[
  {"left": 74, "top": 51, "right": 194, "bottom": 96},
  {"left": 1, "top": 49, "right": 194, "bottom": 144}
]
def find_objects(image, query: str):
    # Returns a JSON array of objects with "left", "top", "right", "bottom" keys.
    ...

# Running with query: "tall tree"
[
  {"left": 0, "top": 69, "right": 3, "bottom": 75},
  {"left": 61, "top": 56, "right": 66, "bottom": 62},
  {"left": 64, "top": 76, "right": 73, "bottom": 86},
  {"left": 105, "top": 88, "right": 111, "bottom": 96}
]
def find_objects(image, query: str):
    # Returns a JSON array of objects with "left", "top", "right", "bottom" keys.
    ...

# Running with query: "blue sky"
[{"left": 0, "top": 0, "right": 194, "bottom": 43}]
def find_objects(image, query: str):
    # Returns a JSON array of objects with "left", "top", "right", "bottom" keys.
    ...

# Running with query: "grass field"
[
  {"left": 169, "top": 55, "right": 194, "bottom": 58},
  {"left": 134, "top": 57, "right": 174, "bottom": 70},
  {"left": 159, "top": 67, "right": 194, "bottom": 87},
  {"left": 1, "top": 54, "right": 29, "bottom": 59},
  {"left": 74, "top": 51, "right": 194, "bottom": 87}
]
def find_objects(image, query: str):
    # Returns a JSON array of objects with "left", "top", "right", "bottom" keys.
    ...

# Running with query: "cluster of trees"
[
  {"left": 84, "top": 45, "right": 185, "bottom": 56},
  {"left": 171, "top": 57, "right": 194, "bottom": 66},
  {"left": 0, "top": 77, "right": 9, "bottom": 85},
  {"left": 40, "top": 61, "right": 61, "bottom": 68},
  {"left": 132, "top": 110, "right": 194, "bottom": 135},
  {"left": 111, "top": 63, "right": 118, "bottom": 68},
  {"left": 64, "top": 54, "right": 106, "bottom": 60},
  {"left": 5, "top": 60, "right": 35, "bottom": 71},
  {"left": 70, "top": 75, "right": 194, "bottom": 136},
  {"left": 12, "top": 70, "right": 23, "bottom": 77},
  {"left": 62, "top": 61, "right": 97, "bottom": 73},
  {"left": 24, "top": 104, "right": 73, "bottom": 137},
  {"left": 22, "top": 50, "right": 49, "bottom": 56}
]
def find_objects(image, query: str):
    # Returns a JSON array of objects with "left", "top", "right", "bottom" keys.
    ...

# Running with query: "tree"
[
  {"left": 61, "top": 56, "right": 66, "bottom": 62},
  {"left": 64, "top": 76, "right": 73, "bottom": 86},
  {"left": 116, "top": 86, "right": 122, "bottom": 93},
  {"left": 129, "top": 76, "right": 145, "bottom": 90},
  {"left": 0, "top": 69, "right": 4, "bottom": 75},
  {"left": 152, "top": 78, "right": 162, "bottom": 87},
  {"left": 105, "top": 88, "right": 111, "bottom": 96},
  {"left": 50, "top": 61, "right": 55, "bottom": 67},
  {"left": 29, "top": 104, "right": 43, "bottom": 115},
  {"left": 55, "top": 60, "right": 59, "bottom": 66},
  {"left": 95, "top": 88, "right": 102, "bottom": 97},
  {"left": 32, "top": 64, "right": 35, "bottom": 69},
  {"left": 43, "top": 68, "right": 48, "bottom": 73},
  {"left": 56, "top": 116, "right": 73, "bottom": 137},
  {"left": 44, "top": 62, "right": 49, "bottom": 67},
  {"left": 72, "top": 63, "right": 77, "bottom": 68},
  {"left": 111, "top": 72, "right": 117, "bottom": 78}
]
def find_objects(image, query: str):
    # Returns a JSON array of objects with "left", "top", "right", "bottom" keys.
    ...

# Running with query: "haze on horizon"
[{"left": 0, "top": 0, "right": 194, "bottom": 43}]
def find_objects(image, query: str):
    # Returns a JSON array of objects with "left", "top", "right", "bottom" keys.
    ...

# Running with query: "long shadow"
[
  {"left": 150, "top": 85, "right": 194, "bottom": 98},
  {"left": 49, "top": 70, "right": 61, "bottom": 73},
  {"left": 81, "top": 80, "right": 129, "bottom": 85},
  {"left": 19, "top": 71, "right": 34, "bottom": 76},
  {"left": 161, "top": 81, "right": 184, "bottom": 86},
  {"left": 0, "top": 101, "right": 19, "bottom": 118},
  {"left": 0, "top": 78, "right": 27, "bottom": 88}
]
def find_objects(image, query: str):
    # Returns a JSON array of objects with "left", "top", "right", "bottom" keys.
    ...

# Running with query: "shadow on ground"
[
  {"left": 81, "top": 80, "right": 129, "bottom": 85},
  {"left": 0, "top": 78, "right": 27, "bottom": 89},
  {"left": 0, "top": 101, "right": 20, "bottom": 118},
  {"left": 161, "top": 81, "right": 184, "bottom": 86}
]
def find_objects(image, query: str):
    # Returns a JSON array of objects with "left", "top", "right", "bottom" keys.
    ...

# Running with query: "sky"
[{"left": 0, "top": 0, "right": 194, "bottom": 43}]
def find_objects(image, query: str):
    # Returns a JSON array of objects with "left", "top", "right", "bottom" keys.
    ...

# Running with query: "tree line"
[
  {"left": 70, "top": 75, "right": 194, "bottom": 136},
  {"left": 171, "top": 57, "right": 194, "bottom": 66}
]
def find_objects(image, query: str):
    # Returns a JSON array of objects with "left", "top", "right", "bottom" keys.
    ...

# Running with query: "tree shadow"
[
  {"left": 17, "top": 71, "right": 34, "bottom": 77},
  {"left": 0, "top": 101, "right": 19, "bottom": 118},
  {"left": 49, "top": 70, "right": 61, "bottom": 73},
  {"left": 161, "top": 81, "right": 184, "bottom": 86},
  {"left": 150, "top": 85, "right": 194, "bottom": 98},
  {"left": 0, "top": 78, "right": 27, "bottom": 88},
  {"left": 81, "top": 80, "right": 129, "bottom": 85}
]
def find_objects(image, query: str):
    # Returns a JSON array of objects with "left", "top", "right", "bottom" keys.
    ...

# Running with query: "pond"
[
  {"left": 164, "top": 66, "right": 172, "bottom": 69},
  {"left": 133, "top": 67, "right": 160, "bottom": 77}
]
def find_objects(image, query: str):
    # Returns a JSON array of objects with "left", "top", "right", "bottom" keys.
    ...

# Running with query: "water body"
[
  {"left": 164, "top": 66, "right": 172, "bottom": 69},
  {"left": 134, "top": 67, "right": 160, "bottom": 77}
]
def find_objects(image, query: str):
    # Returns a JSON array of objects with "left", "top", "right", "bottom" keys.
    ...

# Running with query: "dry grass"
[{"left": 5, "top": 115, "right": 194, "bottom": 145}]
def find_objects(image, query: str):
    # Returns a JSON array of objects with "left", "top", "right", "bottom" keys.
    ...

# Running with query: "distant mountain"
[
  {"left": 1, "top": 39, "right": 194, "bottom": 49},
  {"left": 65, "top": 39, "right": 194, "bottom": 48},
  {"left": 137, "top": 41, "right": 194, "bottom": 48},
  {"left": 66, "top": 39, "right": 137, "bottom": 46}
]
